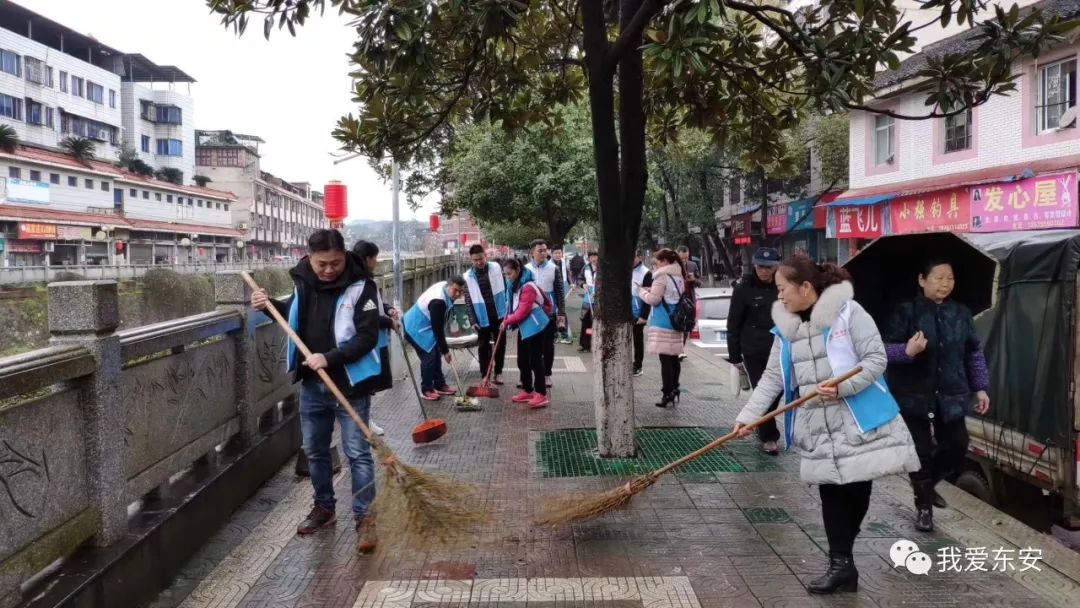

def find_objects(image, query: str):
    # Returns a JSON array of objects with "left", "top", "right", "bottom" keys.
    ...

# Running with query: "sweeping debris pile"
[{"left": 455, "top": 395, "right": 482, "bottom": 410}]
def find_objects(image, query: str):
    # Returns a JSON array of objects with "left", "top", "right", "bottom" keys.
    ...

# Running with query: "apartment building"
[
  {"left": 829, "top": 0, "right": 1079, "bottom": 262},
  {"left": 195, "top": 129, "right": 328, "bottom": 259},
  {"left": 0, "top": 1, "right": 198, "bottom": 182}
]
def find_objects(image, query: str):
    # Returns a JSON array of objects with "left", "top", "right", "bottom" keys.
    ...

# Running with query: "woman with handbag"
[
  {"left": 733, "top": 257, "right": 919, "bottom": 595},
  {"left": 638, "top": 248, "right": 687, "bottom": 408},
  {"left": 882, "top": 259, "right": 991, "bottom": 533}
]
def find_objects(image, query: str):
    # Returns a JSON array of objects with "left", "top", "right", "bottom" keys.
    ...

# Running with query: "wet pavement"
[{"left": 148, "top": 303, "right": 1080, "bottom": 608}]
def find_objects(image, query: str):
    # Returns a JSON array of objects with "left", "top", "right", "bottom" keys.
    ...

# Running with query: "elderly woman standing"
[
  {"left": 639, "top": 248, "right": 686, "bottom": 408},
  {"left": 733, "top": 258, "right": 919, "bottom": 595},
  {"left": 882, "top": 258, "right": 990, "bottom": 533}
]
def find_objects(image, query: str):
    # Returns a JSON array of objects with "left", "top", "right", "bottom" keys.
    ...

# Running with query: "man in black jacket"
[
  {"left": 252, "top": 229, "right": 382, "bottom": 552},
  {"left": 727, "top": 247, "right": 781, "bottom": 454}
]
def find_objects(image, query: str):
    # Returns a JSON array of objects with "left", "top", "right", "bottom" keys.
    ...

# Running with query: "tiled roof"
[
  {"left": 873, "top": 0, "right": 1080, "bottom": 90},
  {"left": 0, "top": 146, "right": 239, "bottom": 200},
  {"left": 0, "top": 204, "right": 131, "bottom": 227}
]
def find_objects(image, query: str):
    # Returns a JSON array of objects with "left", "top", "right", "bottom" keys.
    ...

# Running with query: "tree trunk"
[{"left": 581, "top": 0, "right": 643, "bottom": 458}]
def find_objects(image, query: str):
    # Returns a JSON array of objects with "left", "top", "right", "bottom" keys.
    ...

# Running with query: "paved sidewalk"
[{"left": 150, "top": 309, "right": 1080, "bottom": 608}]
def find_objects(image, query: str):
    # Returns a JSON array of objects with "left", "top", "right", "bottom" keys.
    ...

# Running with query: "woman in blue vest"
[
  {"left": 639, "top": 248, "right": 687, "bottom": 407},
  {"left": 351, "top": 240, "right": 398, "bottom": 436},
  {"left": 501, "top": 258, "right": 552, "bottom": 408},
  {"left": 403, "top": 276, "right": 467, "bottom": 400}
]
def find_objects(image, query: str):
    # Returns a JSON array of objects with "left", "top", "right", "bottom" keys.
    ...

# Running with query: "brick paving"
[{"left": 149, "top": 298, "right": 1080, "bottom": 608}]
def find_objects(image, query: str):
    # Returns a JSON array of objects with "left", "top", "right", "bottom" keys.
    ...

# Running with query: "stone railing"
[
  {"left": 0, "top": 261, "right": 289, "bottom": 286},
  {"left": 0, "top": 255, "right": 457, "bottom": 608}
]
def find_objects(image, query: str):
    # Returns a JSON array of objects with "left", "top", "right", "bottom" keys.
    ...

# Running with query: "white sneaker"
[{"left": 370, "top": 420, "right": 385, "bottom": 436}]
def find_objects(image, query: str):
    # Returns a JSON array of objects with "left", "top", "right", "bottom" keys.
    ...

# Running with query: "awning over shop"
[{"left": 827, "top": 194, "right": 895, "bottom": 207}]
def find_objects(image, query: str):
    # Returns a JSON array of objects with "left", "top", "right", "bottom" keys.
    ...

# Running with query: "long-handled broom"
[
  {"left": 534, "top": 367, "right": 863, "bottom": 526},
  {"left": 241, "top": 272, "right": 488, "bottom": 549},
  {"left": 393, "top": 325, "right": 448, "bottom": 444},
  {"left": 466, "top": 326, "right": 505, "bottom": 399}
]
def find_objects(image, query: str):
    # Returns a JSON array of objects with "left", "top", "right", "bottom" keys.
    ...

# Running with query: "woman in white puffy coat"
[{"left": 733, "top": 257, "right": 919, "bottom": 595}]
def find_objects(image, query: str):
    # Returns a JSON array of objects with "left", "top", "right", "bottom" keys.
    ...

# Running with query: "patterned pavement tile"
[{"left": 148, "top": 306, "right": 1080, "bottom": 608}]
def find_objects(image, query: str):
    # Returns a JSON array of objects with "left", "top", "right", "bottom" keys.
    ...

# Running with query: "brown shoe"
[
  {"left": 356, "top": 515, "right": 377, "bottom": 554},
  {"left": 297, "top": 505, "right": 336, "bottom": 535}
]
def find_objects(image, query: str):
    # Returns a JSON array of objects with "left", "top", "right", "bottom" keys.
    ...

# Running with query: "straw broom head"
[
  {"left": 534, "top": 474, "right": 659, "bottom": 527},
  {"left": 371, "top": 439, "right": 491, "bottom": 550}
]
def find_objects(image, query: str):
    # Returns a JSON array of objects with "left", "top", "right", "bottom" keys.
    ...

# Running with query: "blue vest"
[
  {"left": 631, "top": 263, "right": 649, "bottom": 318},
  {"left": 582, "top": 264, "right": 596, "bottom": 306},
  {"left": 465, "top": 262, "right": 510, "bottom": 328},
  {"left": 287, "top": 280, "right": 381, "bottom": 386},
  {"left": 513, "top": 281, "right": 551, "bottom": 339},
  {"left": 404, "top": 282, "right": 453, "bottom": 352},
  {"left": 526, "top": 260, "right": 558, "bottom": 308}
]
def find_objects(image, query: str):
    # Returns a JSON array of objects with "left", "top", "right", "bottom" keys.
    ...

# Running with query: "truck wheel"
[{"left": 955, "top": 469, "right": 995, "bottom": 505}]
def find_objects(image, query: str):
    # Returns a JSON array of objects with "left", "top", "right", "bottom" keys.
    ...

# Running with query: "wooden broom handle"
[
  {"left": 241, "top": 272, "right": 375, "bottom": 442},
  {"left": 652, "top": 366, "right": 863, "bottom": 478}
]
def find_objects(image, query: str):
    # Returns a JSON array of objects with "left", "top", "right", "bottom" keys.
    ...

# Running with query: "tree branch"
[{"left": 605, "top": 0, "right": 666, "bottom": 72}]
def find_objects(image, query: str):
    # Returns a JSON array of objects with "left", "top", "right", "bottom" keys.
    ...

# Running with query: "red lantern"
[
  {"left": 460, "top": 232, "right": 468, "bottom": 245},
  {"left": 429, "top": 214, "right": 440, "bottom": 232},
  {"left": 324, "top": 180, "right": 348, "bottom": 221}
]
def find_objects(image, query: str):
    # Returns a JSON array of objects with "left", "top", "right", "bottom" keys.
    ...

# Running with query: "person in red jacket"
[{"left": 501, "top": 258, "right": 553, "bottom": 408}]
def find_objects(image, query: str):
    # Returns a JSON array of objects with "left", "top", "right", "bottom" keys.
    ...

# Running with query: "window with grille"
[
  {"left": 1038, "top": 58, "right": 1077, "bottom": 132},
  {"left": 944, "top": 107, "right": 972, "bottom": 153},
  {"left": 24, "top": 56, "right": 44, "bottom": 84},
  {"left": 874, "top": 115, "right": 895, "bottom": 165}
]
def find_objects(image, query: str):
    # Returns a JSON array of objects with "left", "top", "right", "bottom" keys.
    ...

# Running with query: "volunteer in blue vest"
[
  {"left": 464, "top": 244, "right": 509, "bottom": 385},
  {"left": 403, "top": 275, "right": 467, "bottom": 400},
  {"left": 631, "top": 251, "right": 652, "bottom": 377},
  {"left": 639, "top": 248, "right": 687, "bottom": 407},
  {"left": 552, "top": 245, "right": 573, "bottom": 344},
  {"left": 525, "top": 239, "right": 566, "bottom": 388},
  {"left": 501, "top": 258, "right": 552, "bottom": 408},
  {"left": 578, "top": 251, "right": 599, "bottom": 353},
  {"left": 352, "top": 240, "right": 398, "bottom": 437},
  {"left": 732, "top": 257, "right": 918, "bottom": 595},
  {"left": 251, "top": 229, "right": 383, "bottom": 553}
]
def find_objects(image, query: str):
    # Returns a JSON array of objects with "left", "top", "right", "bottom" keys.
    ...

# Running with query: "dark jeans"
[
  {"left": 542, "top": 319, "right": 556, "bottom": 377},
  {"left": 819, "top": 481, "right": 873, "bottom": 558},
  {"left": 659, "top": 354, "right": 681, "bottom": 394},
  {"left": 477, "top": 325, "right": 506, "bottom": 377},
  {"left": 410, "top": 341, "right": 446, "bottom": 392},
  {"left": 633, "top": 322, "right": 645, "bottom": 371},
  {"left": 518, "top": 332, "right": 546, "bottom": 395},
  {"left": 300, "top": 380, "right": 373, "bottom": 518},
  {"left": 744, "top": 354, "right": 781, "bottom": 443},
  {"left": 579, "top": 308, "right": 593, "bottom": 350},
  {"left": 903, "top": 411, "right": 970, "bottom": 485}
]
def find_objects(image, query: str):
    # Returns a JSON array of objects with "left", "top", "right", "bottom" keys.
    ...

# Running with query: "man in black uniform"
[{"left": 727, "top": 247, "right": 781, "bottom": 454}]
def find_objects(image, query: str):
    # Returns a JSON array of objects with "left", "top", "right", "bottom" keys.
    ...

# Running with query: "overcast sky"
[{"left": 20, "top": 0, "right": 438, "bottom": 222}]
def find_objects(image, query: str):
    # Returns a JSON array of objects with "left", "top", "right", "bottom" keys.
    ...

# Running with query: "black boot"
[
  {"left": 807, "top": 554, "right": 859, "bottom": 594},
  {"left": 913, "top": 480, "right": 935, "bottom": 532},
  {"left": 655, "top": 391, "right": 674, "bottom": 408},
  {"left": 933, "top": 489, "right": 948, "bottom": 509}
]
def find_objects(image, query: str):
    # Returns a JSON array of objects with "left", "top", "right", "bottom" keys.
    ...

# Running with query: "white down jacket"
[{"left": 735, "top": 282, "right": 920, "bottom": 485}]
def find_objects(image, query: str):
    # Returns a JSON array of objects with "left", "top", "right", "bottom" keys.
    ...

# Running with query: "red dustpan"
[{"left": 394, "top": 326, "right": 448, "bottom": 444}]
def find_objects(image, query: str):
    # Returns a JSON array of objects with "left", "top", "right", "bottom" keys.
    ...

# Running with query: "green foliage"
[
  {"left": 250, "top": 267, "right": 293, "bottom": 298},
  {"left": 812, "top": 114, "right": 850, "bottom": 189},
  {"left": 141, "top": 269, "right": 215, "bottom": 324},
  {"left": 444, "top": 105, "right": 597, "bottom": 246},
  {"left": 60, "top": 137, "right": 96, "bottom": 166},
  {"left": 0, "top": 124, "right": 19, "bottom": 153},
  {"left": 155, "top": 167, "right": 184, "bottom": 185},
  {"left": 193, "top": 175, "right": 213, "bottom": 187},
  {"left": 483, "top": 220, "right": 551, "bottom": 249},
  {"left": 118, "top": 146, "right": 155, "bottom": 176}
]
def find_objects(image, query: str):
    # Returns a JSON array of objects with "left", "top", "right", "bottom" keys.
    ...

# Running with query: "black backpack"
[{"left": 663, "top": 275, "right": 696, "bottom": 332}]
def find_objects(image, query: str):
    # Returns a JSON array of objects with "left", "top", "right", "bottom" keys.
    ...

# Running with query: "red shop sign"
[
  {"left": 831, "top": 205, "right": 884, "bottom": 239},
  {"left": 767, "top": 203, "right": 788, "bottom": 235},
  {"left": 890, "top": 187, "right": 971, "bottom": 234},
  {"left": 17, "top": 222, "right": 58, "bottom": 240}
]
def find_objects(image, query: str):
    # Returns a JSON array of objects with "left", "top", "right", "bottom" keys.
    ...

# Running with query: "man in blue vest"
[
  {"left": 464, "top": 244, "right": 509, "bottom": 385},
  {"left": 403, "top": 276, "right": 468, "bottom": 400},
  {"left": 251, "top": 229, "right": 383, "bottom": 553},
  {"left": 631, "top": 250, "right": 653, "bottom": 377},
  {"left": 525, "top": 239, "right": 565, "bottom": 388}
]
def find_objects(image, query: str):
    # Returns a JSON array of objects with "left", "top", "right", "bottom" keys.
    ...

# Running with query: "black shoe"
[
  {"left": 632, "top": 368, "right": 643, "bottom": 377},
  {"left": 807, "top": 555, "right": 859, "bottom": 594},
  {"left": 933, "top": 489, "right": 948, "bottom": 509},
  {"left": 297, "top": 505, "right": 336, "bottom": 535},
  {"left": 655, "top": 391, "right": 678, "bottom": 408},
  {"left": 915, "top": 506, "right": 934, "bottom": 532}
]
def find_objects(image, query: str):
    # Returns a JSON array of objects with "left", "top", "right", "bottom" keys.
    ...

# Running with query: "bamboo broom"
[
  {"left": 534, "top": 367, "right": 863, "bottom": 526},
  {"left": 241, "top": 272, "right": 489, "bottom": 550}
]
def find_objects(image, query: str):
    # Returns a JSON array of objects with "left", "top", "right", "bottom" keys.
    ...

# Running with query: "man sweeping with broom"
[{"left": 251, "top": 229, "right": 384, "bottom": 554}]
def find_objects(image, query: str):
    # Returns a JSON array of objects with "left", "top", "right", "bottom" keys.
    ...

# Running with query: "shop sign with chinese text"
[
  {"left": 971, "top": 171, "right": 1077, "bottom": 232},
  {"left": 17, "top": 223, "right": 58, "bottom": 239},
  {"left": 828, "top": 205, "right": 885, "bottom": 239},
  {"left": 891, "top": 187, "right": 971, "bottom": 233}
]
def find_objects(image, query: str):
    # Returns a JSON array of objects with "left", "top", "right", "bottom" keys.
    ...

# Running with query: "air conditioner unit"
[
  {"left": 238, "top": 222, "right": 248, "bottom": 229},
  {"left": 91, "top": 129, "right": 108, "bottom": 142}
]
